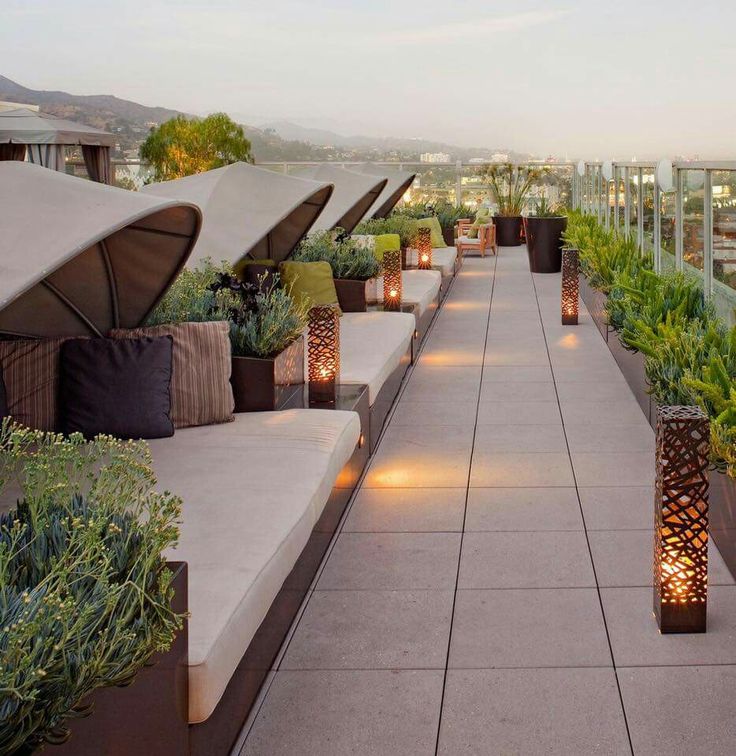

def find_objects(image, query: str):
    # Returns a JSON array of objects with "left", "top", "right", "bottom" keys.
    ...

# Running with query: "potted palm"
[
  {"left": 292, "top": 229, "right": 381, "bottom": 312},
  {"left": 481, "top": 163, "right": 543, "bottom": 247},
  {"left": 523, "top": 197, "right": 568, "bottom": 273}
]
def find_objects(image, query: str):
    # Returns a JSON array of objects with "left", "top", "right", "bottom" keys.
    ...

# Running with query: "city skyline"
[{"left": 2, "top": 0, "right": 733, "bottom": 158}]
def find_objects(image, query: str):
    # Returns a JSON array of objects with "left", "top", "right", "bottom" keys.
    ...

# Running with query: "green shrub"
[
  {"left": 148, "top": 261, "right": 309, "bottom": 358},
  {"left": 292, "top": 230, "right": 380, "bottom": 280},
  {"left": 393, "top": 201, "right": 470, "bottom": 230},
  {"left": 353, "top": 215, "right": 419, "bottom": 249},
  {"left": 0, "top": 424, "right": 183, "bottom": 754},
  {"left": 568, "top": 210, "right": 736, "bottom": 476}
]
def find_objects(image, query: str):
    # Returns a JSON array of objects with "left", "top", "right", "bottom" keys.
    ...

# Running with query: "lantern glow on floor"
[
  {"left": 654, "top": 405, "right": 710, "bottom": 634},
  {"left": 417, "top": 228, "right": 433, "bottom": 270},
  {"left": 308, "top": 305, "right": 340, "bottom": 404},
  {"left": 383, "top": 248, "right": 402, "bottom": 311},
  {"left": 561, "top": 248, "right": 579, "bottom": 325}
]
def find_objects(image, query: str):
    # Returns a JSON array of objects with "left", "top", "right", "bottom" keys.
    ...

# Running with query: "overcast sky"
[{"left": 2, "top": 0, "right": 733, "bottom": 158}]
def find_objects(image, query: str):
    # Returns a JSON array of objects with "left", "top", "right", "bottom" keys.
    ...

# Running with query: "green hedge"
[{"left": 565, "top": 211, "right": 736, "bottom": 476}]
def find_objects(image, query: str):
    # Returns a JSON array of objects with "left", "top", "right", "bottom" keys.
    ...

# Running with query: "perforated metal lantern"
[
  {"left": 417, "top": 227, "right": 433, "bottom": 270},
  {"left": 561, "top": 248, "right": 579, "bottom": 325},
  {"left": 654, "top": 405, "right": 710, "bottom": 633},
  {"left": 383, "top": 248, "right": 402, "bottom": 311},
  {"left": 308, "top": 305, "right": 340, "bottom": 404}
]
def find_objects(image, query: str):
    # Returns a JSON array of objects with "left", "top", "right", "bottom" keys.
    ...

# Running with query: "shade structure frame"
[
  {"left": 653, "top": 404, "right": 711, "bottom": 634},
  {"left": 0, "top": 107, "right": 116, "bottom": 147},
  {"left": 0, "top": 162, "right": 202, "bottom": 339},
  {"left": 291, "top": 165, "right": 388, "bottom": 235},
  {"left": 353, "top": 164, "right": 417, "bottom": 220},
  {"left": 142, "top": 162, "right": 334, "bottom": 269}
]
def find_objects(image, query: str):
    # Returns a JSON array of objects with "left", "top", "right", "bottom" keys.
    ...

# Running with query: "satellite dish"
[
  {"left": 602, "top": 161, "right": 613, "bottom": 181},
  {"left": 577, "top": 160, "right": 586, "bottom": 177},
  {"left": 656, "top": 159, "right": 674, "bottom": 192}
]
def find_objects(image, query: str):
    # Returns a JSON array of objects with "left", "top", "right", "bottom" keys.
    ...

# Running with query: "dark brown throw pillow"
[{"left": 60, "top": 336, "right": 174, "bottom": 440}]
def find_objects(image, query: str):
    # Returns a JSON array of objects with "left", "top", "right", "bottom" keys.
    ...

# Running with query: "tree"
[{"left": 140, "top": 113, "right": 253, "bottom": 182}]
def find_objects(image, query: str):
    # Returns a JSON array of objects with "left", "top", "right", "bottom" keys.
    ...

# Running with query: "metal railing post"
[
  {"left": 637, "top": 168, "right": 644, "bottom": 251},
  {"left": 624, "top": 167, "right": 631, "bottom": 236},
  {"left": 614, "top": 168, "right": 620, "bottom": 232},
  {"left": 455, "top": 161, "right": 462, "bottom": 205},
  {"left": 675, "top": 169, "right": 684, "bottom": 271},
  {"left": 704, "top": 169, "right": 713, "bottom": 297},
  {"left": 653, "top": 181, "right": 661, "bottom": 272}
]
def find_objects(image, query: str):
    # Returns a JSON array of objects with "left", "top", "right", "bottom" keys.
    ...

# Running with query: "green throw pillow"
[
  {"left": 373, "top": 233, "right": 401, "bottom": 263},
  {"left": 417, "top": 217, "right": 446, "bottom": 249},
  {"left": 279, "top": 260, "right": 340, "bottom": 311},
  {"left": 468, "top": 210, "right": 491, "bottom": 239}
]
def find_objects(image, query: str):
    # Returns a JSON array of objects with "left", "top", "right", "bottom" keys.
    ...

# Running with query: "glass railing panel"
[
  {"left": 712, "top": 169, "right": 736, "bottom": 325},
  {"left": 660, "top": 190, "right": 676, "bottom": 272},
  {"left": 682, "top": 169, "right": 705, "bottom": 288},
  {"left": 642, "top": 169, "right": 655, "bottom": 252}
]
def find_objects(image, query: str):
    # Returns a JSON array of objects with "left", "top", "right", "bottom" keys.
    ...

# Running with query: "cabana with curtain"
[
  {"left": 0, "top": 108, "right": 116, "bottom": 183},
  {"left": 291, "top": 165, "right": 387, "bottom": 234},
  {"left": 142, "top": 162, "right": 333, "bottom": 267},
  {"left": 353, "top": 164, "right": 417, "bottom": 219},
  {"left": 0, "top": 161, "right": 201, "bottom": 338}
]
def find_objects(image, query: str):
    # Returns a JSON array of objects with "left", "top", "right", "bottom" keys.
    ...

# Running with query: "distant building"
[
  {"left": 420, "top": 152, "right": 451, "bottom": 163},
  {"left": 0, "top": 101, "right": 39, "bottom": 112},
  {"left": 468, "top": 157, "right": 489, "bottom": 164},
  {"left": 490, "top": 152, "right": 509, "bottom": 162}
]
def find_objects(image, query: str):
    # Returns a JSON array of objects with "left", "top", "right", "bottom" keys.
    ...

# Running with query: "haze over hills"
[{"left": 0, "top": 76, "right": 525, "bottom": 162}]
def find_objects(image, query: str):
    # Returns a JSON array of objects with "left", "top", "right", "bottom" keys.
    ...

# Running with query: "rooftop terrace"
[{"left": 236, "top": 250, "right": 736, "bottom": 755}]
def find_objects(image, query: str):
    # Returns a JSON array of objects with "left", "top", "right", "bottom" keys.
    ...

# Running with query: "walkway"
[{"left": 239, "top": 249, "right": 736, "bottom": 755}]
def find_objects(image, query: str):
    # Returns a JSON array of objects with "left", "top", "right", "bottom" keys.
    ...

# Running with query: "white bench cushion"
[
  {"left": 406, "top": 246, "right": 457, "bottom": 275},
  {"left": 339, "top": 311, "right": 414, "bottom": 404},
  {"left": 457, "top": 235, "right": 481, "bottom": 245},
  {"left": 149, "top": 409, "right": 360, "bottom": 723},
  {"left": 375, "top": 269, "right": 441, "bottom": 317}
]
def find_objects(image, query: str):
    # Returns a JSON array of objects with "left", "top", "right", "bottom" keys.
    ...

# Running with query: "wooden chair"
[{"left": 456, "top": 223, "right": 497, "bottom": 259}]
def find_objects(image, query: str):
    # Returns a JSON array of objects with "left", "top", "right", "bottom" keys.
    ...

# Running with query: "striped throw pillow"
[
  {"left": 0, "top": 337, "right": 71, "bottom": 431},
  {"left": 110, "top": 321, "right": 234, "bottom": 428}
]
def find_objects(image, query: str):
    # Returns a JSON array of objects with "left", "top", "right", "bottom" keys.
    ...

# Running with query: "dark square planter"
[
  {"left": 606, "top": 330, "right": 651, "bottom": 423},
  {"left": 579, "top": 275, "right": 609, "bottom": 341},
  {"left": 231, "top": 336, "right": 304, "bottom": 412},
  {"left": 50, "top": 563, "right": 188, "bottom": 756},
  {"left": 442, "top": 227, "right": 454, "bottom": 246},
  {"left": 334, "top": 278, "right": 369, "bottom": 312},
  {"left": 709, "top": 468, "right": 736, "bottom": 582}
]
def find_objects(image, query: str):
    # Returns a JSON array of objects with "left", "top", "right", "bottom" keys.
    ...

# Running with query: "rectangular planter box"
[
  {"left": 51, "top": 563, "right": 188, "bottom": 756},
  {"left": 230, "top": 336, "right": 304, "bottom": 412},
  {"left": 708, "top": 468, "right": 736, "bottom": 582},
  {"left": 334, "top": 278, "right": 371, "bottom": 312},
  {"left": 606, "top": 330, "right": 651, "bottom": 423},
  {"left": 579, "top": 274, "right": 609, "bottom": 341}
]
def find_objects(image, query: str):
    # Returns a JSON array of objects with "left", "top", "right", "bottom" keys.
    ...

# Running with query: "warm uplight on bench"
[
  {"left": 383, "top": 249, "right": 402, "bottom": 311},
  {"left": 308, "top": 305, "right": 340, "bottom": 405},
  {"left": 417, "top": 227, "right": 433, "bottom": 270}
]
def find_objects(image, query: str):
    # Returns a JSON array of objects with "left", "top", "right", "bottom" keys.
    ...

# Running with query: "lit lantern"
[
  {"left": 383, "top": 248, "right": 402, "bottom": 311},
  {"left": 561, "top": 248, "right": 579, "bottom": 325},
  {"left": 417, "top": 227, "right": 433, "bottom": 270},
  {"left": 654, "top": 405, "right": 710, "bottom": 634},
  {"left": 308, "top": 305, "right": 340, "bottom": 404}
]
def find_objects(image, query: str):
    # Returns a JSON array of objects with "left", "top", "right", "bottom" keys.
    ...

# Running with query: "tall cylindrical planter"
[
  {"left": 493, "top": 216, "right": 523, "bottom": 247},
  {"left": 524, "top": 216, "right": 568, "bottom": 273}
]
